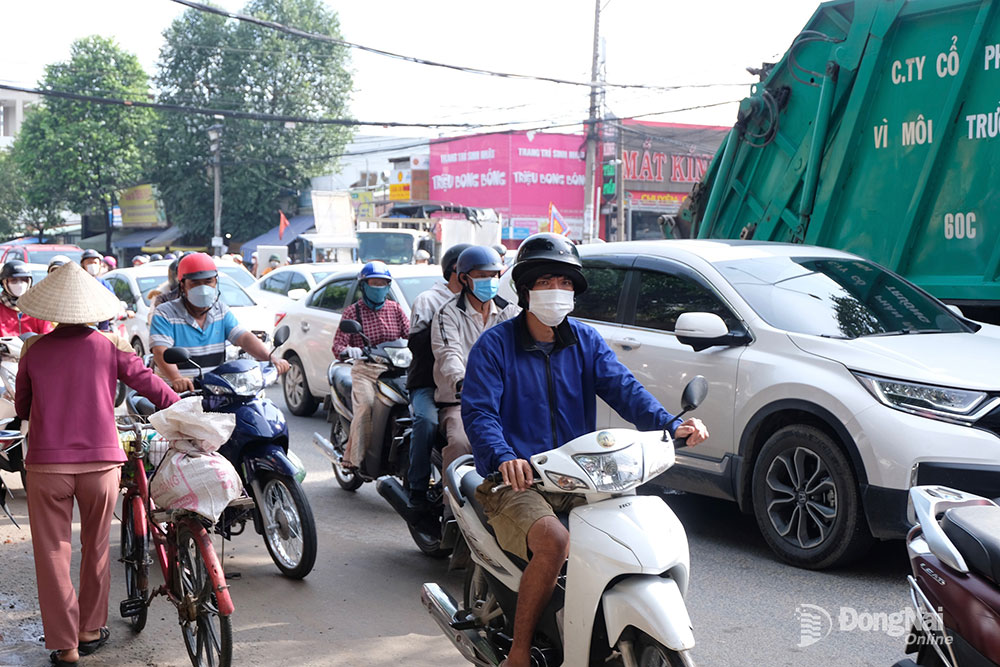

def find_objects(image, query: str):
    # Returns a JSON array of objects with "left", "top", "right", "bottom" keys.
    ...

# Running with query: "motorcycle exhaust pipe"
[
  {"left": 312, "top": 432, "right": 342, "bottom": 465},
  {"left": 421, "top": 583, "right": 499, "bottom": 667},
  {"left": 376, "top": 476, "right": 413, "bottom": 522}
]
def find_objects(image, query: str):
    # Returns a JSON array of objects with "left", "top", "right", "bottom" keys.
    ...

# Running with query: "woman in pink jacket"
[{"left": 15, "top": 262, "right": 179, "bottom": 667}]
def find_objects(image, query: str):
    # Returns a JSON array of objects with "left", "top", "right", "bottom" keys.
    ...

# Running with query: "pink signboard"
[{"left": 430, "top": 131, "right": 585, "bottom": 239}]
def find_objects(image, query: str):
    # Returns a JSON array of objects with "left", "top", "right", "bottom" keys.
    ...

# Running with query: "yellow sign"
[
  {"left": 118, "top": 184, "right": 167, "bottom": 228},
  {"left": 390, "top": 169, "right": 411, "bottom": 201}
]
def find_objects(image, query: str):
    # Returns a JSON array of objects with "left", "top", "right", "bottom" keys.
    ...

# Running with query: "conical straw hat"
[{"left": 17, "top": 261, "right": 121, "bottom": 324}]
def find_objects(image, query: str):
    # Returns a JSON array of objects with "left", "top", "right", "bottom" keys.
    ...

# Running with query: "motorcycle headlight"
[
  {"left": 854, "top": 372, "right": 988, "bottom": 422},
  {"left": 573, "top": 443, "right": 643, "bottom": 493},
  {"left": 219, "top": 366, "right": 264, "bottom": 398},
  {"left": 383, "top": 346, "right": 412, "bottom": 368}
]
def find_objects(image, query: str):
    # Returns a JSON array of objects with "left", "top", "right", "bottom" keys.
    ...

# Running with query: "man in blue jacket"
[{"left": 461, "top": 233, "right": 708, "bottom": 667}]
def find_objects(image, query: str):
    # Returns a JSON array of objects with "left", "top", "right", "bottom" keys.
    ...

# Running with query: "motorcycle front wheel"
[
  {"left": 632, "top": 632, "right": 696, "bottom": 667},
  {"left": 258, "top": 473, "right": 318, "bottom": 579}
]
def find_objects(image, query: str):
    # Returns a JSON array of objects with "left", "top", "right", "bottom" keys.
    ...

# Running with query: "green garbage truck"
[{"left": 685, "top": 0, "right": 1000, "bottom": 322}]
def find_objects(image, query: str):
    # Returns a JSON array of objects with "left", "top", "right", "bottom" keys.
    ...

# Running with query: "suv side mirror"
[{"left": 675, "top": 312, "right": 750, "bottom": 351}]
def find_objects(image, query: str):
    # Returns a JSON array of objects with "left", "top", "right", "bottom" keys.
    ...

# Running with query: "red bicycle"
[{"left": 117, "top": 420, "right": 248, "bottom": 667}]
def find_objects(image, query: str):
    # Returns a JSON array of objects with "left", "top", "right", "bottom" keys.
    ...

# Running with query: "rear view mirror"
[
  {"left": 339, "top": 319, "right": 362, "bottom": 334},
  {"left": 273, "top": 325, "right": 290, "bottom": 347},
  {"left": 680, "top": 376, "right": 709, "bottom": 414},
  {"left": 163, "top": 347, "right": 191, "bottom": 365}
]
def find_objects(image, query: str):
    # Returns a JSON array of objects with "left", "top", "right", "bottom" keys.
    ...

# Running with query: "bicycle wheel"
[
  {"left": 176, "top": 523, "right": 232, "bottom": 667},
  {"left": 120, "top": 494, "right": 148, "bottom": 632}
]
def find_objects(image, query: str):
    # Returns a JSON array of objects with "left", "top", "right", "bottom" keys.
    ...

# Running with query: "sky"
[{"left": 2, "top": 0, "right": 819, "bottom": 145}]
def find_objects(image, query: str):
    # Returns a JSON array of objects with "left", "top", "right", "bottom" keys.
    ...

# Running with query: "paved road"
[{"left": 1, "top": 389, "right": 913, "bottom": 666}]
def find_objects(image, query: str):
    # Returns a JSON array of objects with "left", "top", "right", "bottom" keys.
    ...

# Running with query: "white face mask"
[
  {"left": 85, "top": 263, "right": 101, "bottom": 276},
  {"left": 6, "top": 282, "right": 28, "bottom": 298},
  {"left": 528, "top": 288, "right": 575, "bottom": 327}
]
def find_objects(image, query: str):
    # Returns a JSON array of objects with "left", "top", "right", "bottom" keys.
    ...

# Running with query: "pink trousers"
[{"left": 26, "top": 467, "right": 121, "bottom": 651}]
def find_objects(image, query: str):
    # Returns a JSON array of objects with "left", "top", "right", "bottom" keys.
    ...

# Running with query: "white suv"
[{"left": 555, "top": 240, "right": 1000, "bottom": 569}]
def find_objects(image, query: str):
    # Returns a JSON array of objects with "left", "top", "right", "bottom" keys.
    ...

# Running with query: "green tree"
[
  {"left": 154, "top": 0, "right": 352, "bottom": 242},
  {"left": 0, "top": 148, "right": 63, "bottom": 240},
  {"left": 12, "top": 36, "right": 158, "bottom": 248}
]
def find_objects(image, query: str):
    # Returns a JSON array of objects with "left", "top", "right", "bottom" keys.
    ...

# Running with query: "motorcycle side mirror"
[
  {"left": 272, "top": 325, "right": 290, "bottom": 348},
  {"left": 163, "top": 346, "right": 192, "bottom": 366},
  {"left": 338, "top": 319, "right": 362, "bottom": 334},
  {"left": 680, "top": 375, "right": 709, "bottom": 415}
]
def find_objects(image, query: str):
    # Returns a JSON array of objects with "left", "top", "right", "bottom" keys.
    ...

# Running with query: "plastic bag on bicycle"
[
  {"left": 150, "top": 450, "right": 243, "bottom": 523},
  {"left": 148, "top": 396, "right": 235, "bottom": 453}
]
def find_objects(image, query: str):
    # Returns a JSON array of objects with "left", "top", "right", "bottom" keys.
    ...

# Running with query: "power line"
[
  {"left": 168, "top": 0, "right": 751, "bottom": 93},
  {"left": 0, "top": 83, "right": 482, "bottom": 129}
]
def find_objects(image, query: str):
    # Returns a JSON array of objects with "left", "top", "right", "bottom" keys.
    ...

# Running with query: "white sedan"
[
  {"left": 243, "top": 263, "right": 342, "bottom": 308},
  {"left": 103, "top": 264, "right": 274, "bottom": 357},
  {"left": 273, "top": 263, "right": 443, "bottom": 415}
]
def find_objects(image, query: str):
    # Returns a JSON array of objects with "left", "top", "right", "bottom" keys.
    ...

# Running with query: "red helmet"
[{"left": 177, "top": 253, "right": 218, "bottom": 282}]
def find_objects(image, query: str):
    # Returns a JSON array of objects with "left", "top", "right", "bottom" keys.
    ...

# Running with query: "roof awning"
[
  {"left": 297, "top": 233, "right": 358, "bottom": 249},
  {"left": 141, "top": 226, "right": 185, "bottom": 252},
  {"left": 240, "top": 214, "right": 315, "bottom": 259},
  {"left": 110, "top": 228, "right": 164, "bottom": 250}
]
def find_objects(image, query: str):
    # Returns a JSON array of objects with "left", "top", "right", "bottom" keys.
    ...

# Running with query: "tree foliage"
[
  {"left": 0, "top": 149, "right": 62, "bottom": 239},
  {"left": 12, "top": 36, "right": 157, "bottom": 229},
  {"left": 154, "top": 0, "right": 353, "bottom": 241}
]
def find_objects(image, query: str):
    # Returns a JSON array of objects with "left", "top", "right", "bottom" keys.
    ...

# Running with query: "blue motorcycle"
[{"left": 131, "top": 326, "right": 317, "bottom": 579}]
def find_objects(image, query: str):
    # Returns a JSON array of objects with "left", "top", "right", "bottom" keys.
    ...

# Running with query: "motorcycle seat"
[{"left": 941, "top": 505, "right": 1000, "bottom": 584}]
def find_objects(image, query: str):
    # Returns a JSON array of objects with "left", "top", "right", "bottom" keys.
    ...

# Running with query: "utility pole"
[
  {"left": 207, "top": 124, "right": 224, "bottom": 256},
  {"left": 582, "top": 0, "right": 602, "bottom": 243}
]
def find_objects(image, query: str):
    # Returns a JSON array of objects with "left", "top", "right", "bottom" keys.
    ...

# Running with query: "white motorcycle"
[{"left": 422, "top": 377, "right": 707, "bottom": 667}]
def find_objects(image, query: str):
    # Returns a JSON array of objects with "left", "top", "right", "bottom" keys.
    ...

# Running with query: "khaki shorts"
[{"left": 475, "top": 480, "right": 585, "bottom": 561}]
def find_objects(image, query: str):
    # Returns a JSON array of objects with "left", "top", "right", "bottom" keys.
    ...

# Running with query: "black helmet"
[
  {"left": 456, "top": 246, "right": 504, "bottom": 276},
  {"left": 0, "top": 260, "right": 31, "bottom": 282},
  {"left": 80, "top": 248, "right": 103, "bottom": 262},
  {"left": 441, "top": 243, "right": 473, "bottom": 280},
  {"left": 149, "top": 253, "right": 163, "bottom": 262},
  {"left": 511, "top": 233, "right": 587, "bottom": 307}
]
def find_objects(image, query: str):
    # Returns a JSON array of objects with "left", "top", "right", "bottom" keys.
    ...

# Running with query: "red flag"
[{"left": 278, "top": 211, "right": 289, "bottom": 240}]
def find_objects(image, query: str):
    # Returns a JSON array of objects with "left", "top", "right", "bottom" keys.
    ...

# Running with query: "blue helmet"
[
  {"left": 455, "top": 246, "right": 504, "bottom": 276},
  {"left": 359, "top": 261, "right": 392, "bottom": 282}
]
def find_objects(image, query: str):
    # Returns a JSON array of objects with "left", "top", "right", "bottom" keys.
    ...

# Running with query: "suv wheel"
[
  {"left": 751, "top": 425, "right": 872, "bottom": 569},
  {"left": 283, "top": 356, "right": 318, "bottom": 416}
]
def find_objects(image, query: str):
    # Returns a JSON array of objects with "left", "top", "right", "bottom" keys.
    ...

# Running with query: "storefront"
[
  {"left": 429, "top": 131, "right": 586, "bottom": 243},
  {"left": 601, "top": 120, "right": 730, "bottom": 241}
]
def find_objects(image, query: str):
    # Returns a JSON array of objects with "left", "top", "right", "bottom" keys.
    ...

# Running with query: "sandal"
[
  {"left": 77, "top": 626, "right": 110, "bottom": 656},
  {"left": 49, "top": 650, "right": 78, "bottom": 666}
]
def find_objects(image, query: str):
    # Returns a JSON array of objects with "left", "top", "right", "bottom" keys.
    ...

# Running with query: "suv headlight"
[
  {"left": 853, "top": 372, "right": 988, "bottom": 422},
  {"left": 219, "top": 366, "right": 264, "bottom": 398},
  {"left": 383, "top": 346, "right": 412, "bottom": 368},
  {"left": 573, "top": 443, "right": 643, "bottom": 492}
]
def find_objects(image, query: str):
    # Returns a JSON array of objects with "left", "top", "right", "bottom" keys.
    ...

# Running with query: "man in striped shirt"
[{"left": 151, "top": 253, "right": 289, "bottom": 392}]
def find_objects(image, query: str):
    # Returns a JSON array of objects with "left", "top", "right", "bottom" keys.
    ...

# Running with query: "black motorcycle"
[{"left": 312, "top": 318, "right": 450, "bottom": 558}]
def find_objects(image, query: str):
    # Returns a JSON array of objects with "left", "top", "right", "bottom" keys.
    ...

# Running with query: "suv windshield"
[
  {"left": 358, "top": 232, "right": 415, "bottom": 264},
  {"left": 718, "top": 256, "right": 972, "bottom": 339}
]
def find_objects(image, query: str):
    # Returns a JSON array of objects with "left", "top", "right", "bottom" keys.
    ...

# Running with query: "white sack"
[
  {"left": 149, "top": 396, "right": 235, "bottom": 453},
  {"left": 150, "top": 449, "right": 243, "bottom": 523}
]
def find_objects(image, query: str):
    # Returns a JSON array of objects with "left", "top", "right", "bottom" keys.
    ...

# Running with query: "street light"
[{"left": 207, "top": 124, "right": 224, "bottom": 256}]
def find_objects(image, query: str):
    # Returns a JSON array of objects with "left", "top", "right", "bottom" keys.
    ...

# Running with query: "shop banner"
[{"left": 119, "top": 184, "right": 168, "bottom": 228}]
